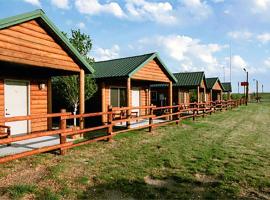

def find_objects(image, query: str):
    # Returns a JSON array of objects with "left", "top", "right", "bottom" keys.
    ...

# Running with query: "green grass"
[
  {"left": 0, "top": 103, "right": 270, "bottom": 199},
  {"left": 7, "top": 184, "right": 37, "bottom": 199}
]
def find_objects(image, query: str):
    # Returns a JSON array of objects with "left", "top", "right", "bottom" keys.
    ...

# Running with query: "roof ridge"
[
  {"left": 95, "top": 52, "right": 156, "bottom": 63},
  {"left": 206, "top": 77, "right": 219, "bottom": 79},
  {"left": 173, "top": 71, "right": 204, "bottom": 75}
]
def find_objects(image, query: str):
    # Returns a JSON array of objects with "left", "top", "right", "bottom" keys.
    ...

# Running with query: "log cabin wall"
[
  {"left": 0, "top": 19, "right": 81, "bottom": 72},
  {"left": 212, "top": 81, "right": 222, "bottom": 90},
  {"left": 132, "top": 59, "right": 170, "bottom": 83},
  {"left": 0, "top": 79, "right": 4, "bottom": 125},
  {"left": 93, "top": 80, "right": 150, "bottom": 123},
  {"left": 0, "top": 77, "right": 48, "bottom": 132}
]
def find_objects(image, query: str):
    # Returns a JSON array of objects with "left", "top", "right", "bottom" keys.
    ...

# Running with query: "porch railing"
[{"left": 0, "top": 98, "right": 246, "bottom": 164}]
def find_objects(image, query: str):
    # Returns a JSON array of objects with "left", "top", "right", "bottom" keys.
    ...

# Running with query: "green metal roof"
[
  {"left": 222, "top": 82, "right": 232, "bottom": 92},
  {"left": 173, "top": 72, "right": 205, "bottom": 87},
  {"left": 0, "top": 9, "right": 94, "bottom": 73},
  {"left": 151, "top": 71, "right": 205, "bottom": 88},
  {"left": 93, "top": 52, "right": 177, "bottom": 82},
  {"left": 206, "top": 77, "right": 224, "bottom": 90}
]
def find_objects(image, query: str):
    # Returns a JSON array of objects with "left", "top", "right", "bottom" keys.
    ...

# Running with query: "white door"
[
  {"left": 132, "top": 88, "right": 140, "bottom": 116},
  {"left": 5, "top": 80, "right": 29, "bottom": 135}
]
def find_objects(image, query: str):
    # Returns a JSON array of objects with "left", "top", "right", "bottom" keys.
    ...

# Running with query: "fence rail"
[{"left": 0, "top": 99, "right": 246, "bottom": 164}]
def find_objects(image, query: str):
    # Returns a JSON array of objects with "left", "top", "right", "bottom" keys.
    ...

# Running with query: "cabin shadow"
[{"left": 79, "top": 175, "right": 237, "bottom": 199}]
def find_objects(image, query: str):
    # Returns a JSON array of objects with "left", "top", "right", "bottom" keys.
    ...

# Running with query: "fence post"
[
  {"left": 60, "top": 109, "right": 67, "bottom": 155},
  {"left": 107, "top": 105, "right": 113, "bottom": 141},
  {"left": 202, "top": 103, "right": 205, "bottom": 118},
  {"left": 149, "top": 105, "right": 153, "bottom": 132},
  {"left": 193, "top": 103, "right": 196, "bottom": 121}
]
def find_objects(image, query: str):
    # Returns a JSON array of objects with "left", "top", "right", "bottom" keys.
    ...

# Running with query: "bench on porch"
[
  {"left": 0, "top": 125, "right": 11, "bottom": 146},
  {"left": 112, "top": 110, "right": 139, "bottom": 124}
]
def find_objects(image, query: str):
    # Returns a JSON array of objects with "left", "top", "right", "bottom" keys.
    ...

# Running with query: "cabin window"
[
  {"left": 110, "top": 88, "right": 127, "bottom": 107},
  {"left": 151, "top": 91, "right": 158, "bottom": 102},
  {"left": 179, "top": 92, "right": 185, "bottom": 103}
]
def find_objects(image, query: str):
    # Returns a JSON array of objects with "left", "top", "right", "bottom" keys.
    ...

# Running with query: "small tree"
[{"left": 53, "top": 29, "right": 97, "bottom": 126}]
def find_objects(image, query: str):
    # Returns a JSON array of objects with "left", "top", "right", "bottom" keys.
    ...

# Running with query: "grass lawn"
[{"left": 0, "top": 102, "right": 269, "bottom": 199}]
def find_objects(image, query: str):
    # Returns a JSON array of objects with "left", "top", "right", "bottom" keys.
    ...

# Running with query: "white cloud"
[
  {"left": 212, "top": 0, "right": 224, "bottom": 3},
  {"left": 257, "top": 33, "right": 270, "bottom": 44},
  {"left": 94, "top": 45, "right": 120, "bottom": 61},
  {"left": 75, "top": 0, "right": 125, "bottom": 18},
  {"left": 23, "top": 0, "right": 41, "bottom": 7},
  {"left": 77, "top": 22, "right": 86, "bottom": 29},
  {"left": 180, "top": 0, "right": 212, "bottom": 20},
  {"left": 263, "top": 57, "right": 270, "bottom": 68},
  {"left": 231, "top": 55, "right": 247, "bottom": 71},
  {"left": 251, "top": 0, "right": 270, "bottom": 12},
  {"left": 140, "top": 34, "right": 225, "bottom": 74},
  {"left": 51, "top": 0, "right": 69, "bottom": 9},
  {"left": 228, "top": 31, "right": 253, "bottom": 40},
  {"left": 125, "top": 0, "right": 176, "bottom": 24}
]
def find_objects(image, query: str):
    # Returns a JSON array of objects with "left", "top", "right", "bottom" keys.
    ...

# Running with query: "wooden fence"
[{"left": 0, "top": 99, "right": 246, "bottom": 164}]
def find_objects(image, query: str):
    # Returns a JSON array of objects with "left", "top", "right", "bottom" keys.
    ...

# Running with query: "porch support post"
[
  {"left": 204, "top": 86, "right": 206, "bottom": 102},
  {"left": 221, "top": 90, "right": 223, "bottom": 100},
  {"left": 101, "top": 82, "right": 106, "bottom": 124},
  {"left": 178, "top": 89, "right": 181, "bottom": 105},
  {"left": 169, "top": 81, "right": 173, "bottom": 120},
  {"left": 126, "top": 78, "right": 131, "bottom": 128},
  {"left": 147, "top": 87, "right": 151, "bottom": 115},
  {"left": 79, "top": 69, "right": 85, "bottom": 129},
  {"left": 47, "top": 78, "right": 52, "bottom": 130},
  {"left": 148, "top": 87, "right": 151, "bottom": 106},
  {"left": 210, "top": 89, "right": 213, "bottom": 102},
  {"left": 197, "top": 86, "right": 200, "bottom": 103}
]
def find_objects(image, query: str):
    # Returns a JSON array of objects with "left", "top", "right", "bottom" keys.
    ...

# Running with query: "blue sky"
[{"left": 1, "top": 0, "right": 270, "bottom": 92}]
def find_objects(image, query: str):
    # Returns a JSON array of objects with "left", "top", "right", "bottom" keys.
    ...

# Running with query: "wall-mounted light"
[{"left": 39, "top": 83, "right": 46, "bottom": 90}]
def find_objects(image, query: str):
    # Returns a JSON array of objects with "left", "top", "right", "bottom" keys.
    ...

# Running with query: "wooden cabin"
[
  {"left": 0, "top": 10, "right": 94, "bottom": 135},
  {"left": 206, "top": 78, "right": 224, "bottom": 102},
  {"left": 88, "top": 53, "right": 177, "bottom": 124},
  {"left": 222, "top": 82, "right": 232, "bottom": 100},
  {"left": 151, "top": 72, "right": 207, "bottom": 105}
]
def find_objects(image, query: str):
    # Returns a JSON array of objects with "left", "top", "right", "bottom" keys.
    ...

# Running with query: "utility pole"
[
  {"left": 256, "top": 80, "right": 258, "bottom": 103},
  {"left": 246, "top": 71, "right": 249, "bottom": 106},
  {"left": 262, "top": 84, "right": 264, "bottom": 93},
  {"left": 238, "top": 82, "right": 239, "bottom": 94},
  {"left": 243, "top": 68, "right": 248, "bottom": 106},
  {"left": 230, "top": 42, "right": 232, "bottom": 82}
]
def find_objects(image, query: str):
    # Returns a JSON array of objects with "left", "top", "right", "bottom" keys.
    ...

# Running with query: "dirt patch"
[
  {"left": 0, "top": 164, "right": 47, "bottom": 187},
  {"left": 144, "top": 176, "right": 175, "bottom": 189},
  {"left": 194, "top": 173, "right": 220, "bottom": 185}
]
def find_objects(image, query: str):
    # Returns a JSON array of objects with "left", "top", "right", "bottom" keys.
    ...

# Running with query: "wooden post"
[
  {"left": 168, "top": 81, "right": 173, "bottom": 120},
  {"left": 177, "top": 104, "right": 182, "bottom": 125},
  {"left": 210, "top": 89, "right": 213, "bottom": 102},
  {"left": 60, "top": 109, "right": 67, "bottom": 155},
  {"left": 101, "top": 82, "right": 106, "bottom": 124},
  {"left": 47, "top": 78, "right": 52, "bottom": 130},
  {"left": 107, "top": 105, "right": 113, "bottom": 141},
  {"left": 193, "top": 103, "right": 196, "bottom": 121},
  {"left": 204, "top": 87, "right": 206, "bottom": 102},
  {"left": 149, "top": 104, "right": 153, "bottom": 132},
  {"left": 178, "top": 89, "right": 181, "bottom": 105},
  {"left": 126, "top": 78, "right": 131, "bottom": 128},
  {"left": 79, "top": 69, "right": 85, "bottom": 129},
  {"left": 147, "top": 87, "right": 151, "bottom": 115},
  {"left": 197, "top": 86, "right": 200, "bottom": 103}
]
